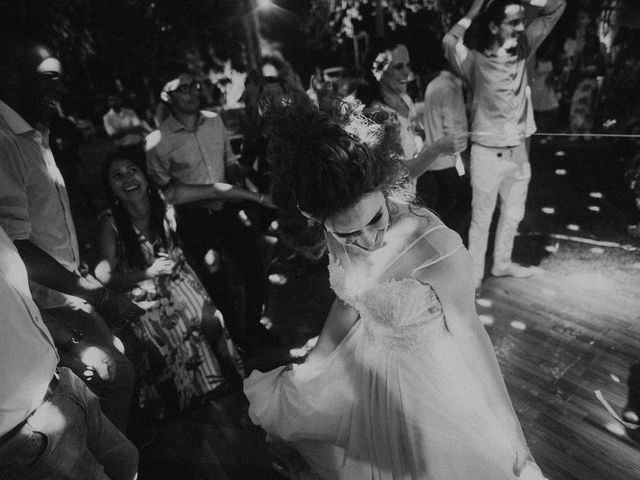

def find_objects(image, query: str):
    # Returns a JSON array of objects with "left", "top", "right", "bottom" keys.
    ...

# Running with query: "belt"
[{"left": 0, "top": 372, "right": 59, "bottom": 446}]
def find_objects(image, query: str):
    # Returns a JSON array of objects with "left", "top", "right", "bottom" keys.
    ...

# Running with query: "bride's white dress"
[{"left": 245, "top": 210, "right": 524, "bottom": 479}]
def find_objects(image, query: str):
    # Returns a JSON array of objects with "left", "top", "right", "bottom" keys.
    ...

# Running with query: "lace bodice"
[{"left": 327, "top": 216, "right": 463, "bottom": 351}]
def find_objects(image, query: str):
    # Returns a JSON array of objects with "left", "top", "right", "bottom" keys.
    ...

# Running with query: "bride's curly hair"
[{"left": 265, "top": 91, "right": 406, "bottom": 224}]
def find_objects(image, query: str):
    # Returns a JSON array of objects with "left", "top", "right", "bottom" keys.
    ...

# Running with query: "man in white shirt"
[
  {"left": 103, "top": 93, "right": 150, "bottom": 161},
  {"left": 417, "top": 62, "right": 468, "bottom": 231},
  {"left": 0, "top": 225, "right": 138, "bottom": 480},
  {"left": 443, "top": 0, "right": 566, "bottom": 288}
]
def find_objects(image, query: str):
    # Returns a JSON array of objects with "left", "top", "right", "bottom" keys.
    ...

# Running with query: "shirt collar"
[
  {"left": 167, "top": 111, "right": 207, "bottom": 132},
  {"left": 0, "top": 99, "right": 35, "bottom": 135}
]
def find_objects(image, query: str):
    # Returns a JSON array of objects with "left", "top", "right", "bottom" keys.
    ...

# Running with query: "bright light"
[
  {"left": 479, "top": 314, "right": 494, "bottom": 326},
  {"left": 566, "top": 224, "right": 580, "bottom": 231},
  {"left": 260, "top": 316, "right": 273, "bottom": 330},
  {"left": 268, "top": 273, "right": 287, "bottom": 285},
  {"left": 264, "top": 235, "right": 278, "bottom": 246},
  {"left": 590, "top": 247, "right": 605, "bottom": 254},
  {"left": 541, "top": 207, "right": 555, "bottom": 214},
  {"left": 605, "top": 421, "right": 626, "bottom": 437},
  {"left": 545, "top": 243, "right": 559, "bottom": 253},
  {"left": 238, "top": 210, "right": 252, "bottom": 227},
  {"left": 588, "top": 205, "right": 601, "bottom": 212},
  {"left": 589, "top": 192, "right": 603, "bottom": 199},
  {"left": 555, "top": 169, "right": 567, "bottom": 175},
  {"left": 510, "top": 320, "right": 526, "bottom": 331},
  {"left": 270, "top": 220, "right": 279, "bottom": 231},
  {"left": 476, "top": 298, "right": 493, "bottom": 308}
]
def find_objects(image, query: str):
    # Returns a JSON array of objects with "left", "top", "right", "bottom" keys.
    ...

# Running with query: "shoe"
[{"left": 491, "top": 264, "right": 533, "bottom": 278}]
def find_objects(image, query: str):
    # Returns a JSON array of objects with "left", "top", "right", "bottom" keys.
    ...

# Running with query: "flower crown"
[{"left": 371, "top": 51, "right": 393, "bottom": 82}]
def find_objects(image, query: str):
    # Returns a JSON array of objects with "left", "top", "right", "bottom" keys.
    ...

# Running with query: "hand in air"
[{"left": 78, "top": 343, "right": 116, "bottom": 381}]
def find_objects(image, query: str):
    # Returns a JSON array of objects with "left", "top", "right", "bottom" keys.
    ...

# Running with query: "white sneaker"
[{"left": 491, "top": 264, "right": 533, "bottom": 278}]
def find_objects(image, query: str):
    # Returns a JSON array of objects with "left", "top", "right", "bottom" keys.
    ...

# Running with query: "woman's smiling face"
[
  {"left": 324, "top": 191, "right": 390, "bottom": 252},
  {"left": 108, "top": 158, "right": 148, "bottom": 204}
]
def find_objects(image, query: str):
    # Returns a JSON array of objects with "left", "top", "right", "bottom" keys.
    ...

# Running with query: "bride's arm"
[
  {"left": 305, "top": 297, "right": 359, "bottom": 367},
  {"left": 415, "top": 248, "right": 531, "bottom": 472}
]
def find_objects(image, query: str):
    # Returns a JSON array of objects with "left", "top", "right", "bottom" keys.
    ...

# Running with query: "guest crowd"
[{"left": 1, "top": 0, "right": 639, "bottom": 478}]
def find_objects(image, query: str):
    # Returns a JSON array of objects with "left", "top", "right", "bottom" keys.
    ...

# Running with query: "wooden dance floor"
[
  {"left": 479, "top": 271, "right": 640, "bottom": 480},
  {"left": 139, "top": 262, "right": 640, "bottom": 480}
]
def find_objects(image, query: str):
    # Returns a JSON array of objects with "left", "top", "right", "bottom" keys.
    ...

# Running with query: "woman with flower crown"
[
  {"left": 356, "top": 39, "right": 468, "bottom": 198},
  {"left": 244, "top": 93, "right": 546, "bottom": 479}
]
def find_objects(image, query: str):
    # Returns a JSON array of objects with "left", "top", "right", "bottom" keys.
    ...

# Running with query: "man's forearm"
[
  {"left": 163, "top": 182, "right": 257, "bottom": 205},
  {"left": 14, "top": 239, "right": 104, "bottom": 304}
]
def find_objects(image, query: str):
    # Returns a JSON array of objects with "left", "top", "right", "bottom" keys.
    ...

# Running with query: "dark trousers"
[
  {"left": 46, "top": 304, "right": 135, "bottom": 432},
  {"left": 176, "top": 203, "right": 266, "bottom": 339},
  {"left": 417, "top": 167, "right": 462, "bottom": 228}
]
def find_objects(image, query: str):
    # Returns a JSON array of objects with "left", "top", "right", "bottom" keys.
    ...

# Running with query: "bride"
[{"left": 244, "top": 94, "right": 544, "bottom": 480}]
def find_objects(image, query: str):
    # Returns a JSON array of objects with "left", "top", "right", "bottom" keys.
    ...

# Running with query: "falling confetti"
[
  {"left": 588, "top": 205, "right": 601, "bottom": 212},
  {"left": 566, "top": 224, "right": 580, "bottom": 231},
  {"left": 555, "top": 169, "right": 567, "bottom": 175},
  {"left": 590, "top": 247, "right": 605, "bottom": 254},
  {"left": 541, "top": 207, "right": 555, "bottom": 214},
  {"left": 589, "top": 192, "right": 603, "bottom": 199},
  {"left": 510, "top": 320, "right": 526, "bottom": 331},
  {"left": 554, "top": 150, "right": 566, "bottom": 157}
]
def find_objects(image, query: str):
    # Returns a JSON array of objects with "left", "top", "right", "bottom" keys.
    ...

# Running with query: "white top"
[
  {"left": 0, "top": 226, "right": 58, "bottom": 437},
  {"left": 421, "top": 70, "right": 468, "bottom": 171},
  {"left": 103, "top": 107, "right": 143, "bottom": 147}
]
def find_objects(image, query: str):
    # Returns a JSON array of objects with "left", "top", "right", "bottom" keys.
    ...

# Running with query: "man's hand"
[
  {"left": 93, "top": 288, "right": 145, "bottom": 328},
  {"left": 426, "top": 132, "right": 469, "bottom": 156}
]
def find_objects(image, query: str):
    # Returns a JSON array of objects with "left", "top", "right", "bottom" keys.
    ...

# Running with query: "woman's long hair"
[
  {"left": 264, "top": 91, "right": 406, "bottom": 224},
  {"left": 102, "top": 151, "right": 173, "bottom": 270}
]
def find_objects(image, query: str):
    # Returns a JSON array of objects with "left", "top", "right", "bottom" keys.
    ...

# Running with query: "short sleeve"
[
  {"left": 102, "top": 114, "right": 117, "bottom": 137},
  {"left": 145, "top": 130, "right": 172, "bottom": 187},
  {"left": 0, "top": 130, "right": 32, "bottom": 240}
]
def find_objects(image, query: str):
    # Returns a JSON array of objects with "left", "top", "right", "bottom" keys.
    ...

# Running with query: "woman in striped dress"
[{"left": 95, "top": 152, "right": 244, "bottom": 410}]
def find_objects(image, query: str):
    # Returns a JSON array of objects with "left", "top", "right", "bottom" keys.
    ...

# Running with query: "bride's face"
[{"left": 324, "top": 191, "right": 390, "bottom": 252}]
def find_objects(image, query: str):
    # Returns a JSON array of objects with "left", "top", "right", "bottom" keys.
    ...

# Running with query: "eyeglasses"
[{"left": 171, "top": 82, "right": 202, "bottom": 95}]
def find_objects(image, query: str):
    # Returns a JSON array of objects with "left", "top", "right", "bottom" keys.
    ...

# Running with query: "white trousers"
[{"left": 468, "top": 143, "right": 531, "bottom": 281}]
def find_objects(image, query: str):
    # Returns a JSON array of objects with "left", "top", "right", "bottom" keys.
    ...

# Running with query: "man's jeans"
[
  {"left": 46, "top": 302, "right": 135, "bottom": 432},
  {"left": 0, "top": 368, "right": 138, "bottom": 480},
  {"left": 468, "top": 143, "right": 531, "bottom": 281}
]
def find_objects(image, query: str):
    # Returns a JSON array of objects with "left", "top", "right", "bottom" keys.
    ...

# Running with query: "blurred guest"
[
  {"left": 0, "top": 38, "right": 142, "bottom": 431},
  {"left": 96, "top": 152, "right": 245, "bottom": 409},
  {"left": 146, "top": 69, "right": 277, "bottom": 348},
  {"left": 531, "top": 48, "right": 560, "bottom": 142},
  {"left": 103, "top": 92, "right": 151, "bottom": 162},
  {"left": 417, "top": 56, "right": 469, "bottom": 230},
  {"left": 0, "top": 224, "right": 139, "bottom": 480}
]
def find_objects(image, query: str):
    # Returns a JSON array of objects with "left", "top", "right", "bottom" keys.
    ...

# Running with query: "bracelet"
[{"left": 63, "top": 328, "right": 84, "bottom": 352}]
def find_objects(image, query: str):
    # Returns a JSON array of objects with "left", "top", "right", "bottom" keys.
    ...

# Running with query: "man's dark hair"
[{"left": 474, "top": 0, "right": 524, "bottom": 52}]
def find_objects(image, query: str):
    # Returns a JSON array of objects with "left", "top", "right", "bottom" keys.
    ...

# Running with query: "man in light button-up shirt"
[
  {"left": 0, "top": 39, "right": 142, "bottom": 431},
  {"left": 444, "top": 0, "right": 566, "bottom": 288},
  {"left": 147, "top": 71, "right": 277, "bottom": 347}
]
